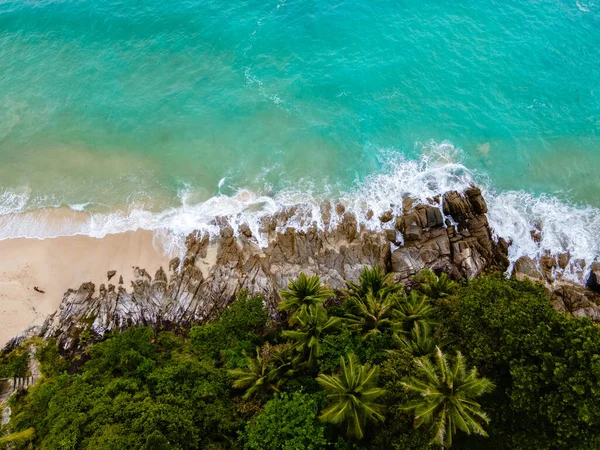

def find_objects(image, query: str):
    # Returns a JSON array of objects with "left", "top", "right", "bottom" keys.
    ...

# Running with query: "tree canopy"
[{"left": 3, "top": 271, "right": 600, "bottom": 449}]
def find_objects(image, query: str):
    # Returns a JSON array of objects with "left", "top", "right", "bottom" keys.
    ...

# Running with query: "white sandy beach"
[{"left": 0, "top": 231, "right": 171, "bottom": 347}]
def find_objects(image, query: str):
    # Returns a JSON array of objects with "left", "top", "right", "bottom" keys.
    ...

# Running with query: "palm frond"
[
  {"left": 0, "top": 428, "right": 35, "bottom": 446},
  {"left": 401, "top": 348, "right": 494, "bottom": 447},
  {"left": 316, "top": 354, "right": 386, "bottom": 439}
]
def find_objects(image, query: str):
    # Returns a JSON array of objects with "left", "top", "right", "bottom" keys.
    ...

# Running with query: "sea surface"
[{"left": 0, "top": 0, "right": 599, "bottom": 273}]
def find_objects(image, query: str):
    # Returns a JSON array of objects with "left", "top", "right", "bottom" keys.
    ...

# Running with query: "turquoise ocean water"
[{"left": 0, "top": 0, "right": 599, "bottom": 270}]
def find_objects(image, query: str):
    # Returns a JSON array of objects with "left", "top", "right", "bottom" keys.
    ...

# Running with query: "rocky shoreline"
[{"left": 5, "top": 186, "right": 600, "bottom": 351}]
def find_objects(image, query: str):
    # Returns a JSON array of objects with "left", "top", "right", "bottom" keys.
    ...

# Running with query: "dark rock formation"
[
  {"left": 587, "top": 262, "right": 600, "bottom": 294},
  {"left": 35, "top": 187, "right": 509, "bottom": 350}
]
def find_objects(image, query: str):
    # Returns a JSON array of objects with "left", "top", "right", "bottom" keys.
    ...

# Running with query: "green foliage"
[
  {"left": 440, "top": 275, "right": 600, "bottom": 449},
  {"left": 317, "top": 354, "right": 386, "bottom": 439},
  {"left": 402, "top": 347, "right": 495, "bottom": 448},
  {"left": 345, "top": 265, "right": 402, "bottom": 300},
  {"left": 229, "top": 344, "right": 291, "bottom": 400},
  {"left": 37, "top": 339, "right": 68, "bottom": 377},
  {"left": 374, "top": 351, "right": 431, "bottom": 449},
  {"left": 414, "top": 270, "right": 459, "bottom": 299},
  {"left": 0, "top": 347, "right": 29, "bottom": 378},
  {"left": 7, "top": 272, "right": 600, "bottom": 450},
  {"left": 394, "top": 322, "right": 441, "bottom": 358},
  {"left": 345, "top": 290, "right": 401, "bottom": 340},
  {"left": 395, "top": 291, "right": 437, "bottom": 334},
  {"left": 190, "top": 294, "right": 267, "bottom": 365},
  {"left": 9, "top": 327, "right": 240, "bottom": 449},
  {"left": 241, "top": 392, "right": 327, "bottom": 449},
  {"left": 283, "top": 307, "right": 342, "bottom": 369},
  {"left": 279, "top": 273, "right": 333, "bottom": 323},
  {"left": 0, "top": 428, "right": 34, "bottom": 448}
]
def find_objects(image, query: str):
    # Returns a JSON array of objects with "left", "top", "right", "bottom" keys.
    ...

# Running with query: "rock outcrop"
[
  {"left": 3, "top": 184, "right": 593, "bottom": 352},
  {"left": 33, "top": 187, "right": 508, "bottom": 350},
  {"left": 552, "top": 283, "right": 600, "bottom": 322}
]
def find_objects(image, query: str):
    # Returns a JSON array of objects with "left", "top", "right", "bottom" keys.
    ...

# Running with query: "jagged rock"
[
  {"left": 513, "top": 256, "right": 544, "bottom": 281},
  {"left": 384, "top": 229, "right": 397, "bottom": 243},
  {"left": 558, "top": 253, "right": 571, "bottom": 270},
  {"left": 530, "top": 221, "right": 543, "bottom": 244},
  {"left": 540, "top": 255, "right": 557, "bottom": 283},
  {"left": 464, "top": 186, "right": 487, "bottom": 214},
  {"left": 17, "top": 182, "right": 598, "bottom": 349},
  {"left": 320, "top": 202, "right": 332, "bottom": 227},
  {"left": 239, "top": 223, "right": 253, "bottom": 238},
  {"left": 119, "top": 275, "right": 124, "bottom": 285},
  {"left": 34, "top": 186, "right": 514, "bottom": 350},
  {"left": 379, "top": 211, "right": 393, "bottom": 223},
  {"left": 107, "top": 270, "right": 116, "bottom": 281},
  {"left": 587, "top": 263, "right": 600, "bottom": 294},
  {"left": 552, "top": 283, "right": 600, "bottom": 321},
  {"left": 425, "top": 206, "right": 444, "bottom": 228}
]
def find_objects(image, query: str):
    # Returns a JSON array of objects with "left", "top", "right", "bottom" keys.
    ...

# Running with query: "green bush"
[
  {"left": 6, "top": 275, "right": 600, "bottom": 450},
  {"left": 241, "top": 391, "right": 327, "bottom": 449}
]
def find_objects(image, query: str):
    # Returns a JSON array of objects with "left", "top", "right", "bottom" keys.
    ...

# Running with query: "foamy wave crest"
[
  {"left": 486, "top": 191, "right": 600, "bottom": 280},
  {"left": 0, "top": 141, "right": 598, "bottom": 280}
]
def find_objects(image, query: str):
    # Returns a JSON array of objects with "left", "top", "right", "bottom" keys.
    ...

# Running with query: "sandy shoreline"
[{"left": 0, "top": 231, "right": 171, "bottom": 347}]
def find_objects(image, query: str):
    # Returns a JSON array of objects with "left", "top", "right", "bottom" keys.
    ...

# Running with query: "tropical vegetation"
[{"left": 2, "top": 269, "right": 600, "bottom": 449}]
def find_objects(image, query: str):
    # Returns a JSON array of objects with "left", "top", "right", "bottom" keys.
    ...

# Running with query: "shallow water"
[{"left": 0, "top": 0, "right": 599, "bottom": 269}]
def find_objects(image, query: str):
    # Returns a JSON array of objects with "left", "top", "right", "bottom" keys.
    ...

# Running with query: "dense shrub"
[{"left": 4, "top": 273, "right": 600, "bottom": 449}]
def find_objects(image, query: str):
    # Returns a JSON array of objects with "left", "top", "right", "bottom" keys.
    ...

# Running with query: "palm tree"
[
  {"left": 345, "top": 290, "right": 400, "bottom": 339},
  {"left": 229, "top": 345, "right": 291, "bottom": 400},
  {"left": 401, "top": 347, "right": 495, "bottom": 448},
  {"left": 394, "top": 322, "right": 441, "bottom": 357},
  {"left": 415, "top": 270, "right": 459, "bottom": 299},
  {"left": 279, "top": 273, "right": 333, "bottom": 323},
  {"left": 282, "top": 308, "right": 342, "bottom": 369},
  {"left": 0, "top": 428, "right": 35, "bottom": 448},
  {"left": 316, "top": 354, "right": 386, "bottom": 439},
  {"left": 395, "top": 291, "right": 437, "bottom": 334},
  {"left": 345, "top": 265, "right": 402, "bottom": 300}
]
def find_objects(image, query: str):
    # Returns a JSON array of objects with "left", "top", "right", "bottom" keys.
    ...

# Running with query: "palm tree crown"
[
  {"left": 0, "top": 428, "right": 35, "bottom": 448},
  {"left": 229, "top": 345, "right": 290, "bottom": 400},
  {"left": 415, "top": 270, "right": 459, "bottom": 299},
  {"left": 282, "top": 308, "right": 342, "bottom": 368},
  {"left": 394, "top": 322, "right": 441, "bottom": 357},
  {"left": 345, "top": 265, "right": 402, "bottom": 300},
  {"left": 395, "top": 291, "right": 437, "bottom": 334},
  {"left": 345, "top": 290, "right": 400, "bottom": 339},
  {"left": 401, "top": 347, "right": 495, "bottom": 448},
  {"left": 279, "top": 273, "right": 333, "bottom": 323},
  {"left": 316, "top": 354, "right": 386, "bottom": 439}
]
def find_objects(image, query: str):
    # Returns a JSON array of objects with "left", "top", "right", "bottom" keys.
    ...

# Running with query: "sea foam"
[{"left": 0, "top": 143, "right": 598, "bottom": 283}]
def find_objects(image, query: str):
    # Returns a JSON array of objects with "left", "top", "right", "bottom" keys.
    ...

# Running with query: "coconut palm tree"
[
  {"left": 394, "top": 322, "right": 441, "bottom": 357},
  {"left": 401, "top": 347, "right": 495, "bottom": 448},
  {"left": 282, "top": 308, "right": 342, "bottom": 368},
  {"left": 395, "top": 291, "right": 437, "bottom": 334},
  {"left": 229, "top": 344, "right": 291, "bottom": 400},
  {"left": 0, "top": 428, "right": 34, "bottom": 448},
  {"left": 415, "top": 270, "right": 459, "bottom": 299},
  {"left": 316, "top": 354, "right": 386, "bottom": 439},
  {"left": 345, "top": 265, "right": 402, "bottom": 301},
  {"left": 279, "top": 273, "right": 333, "bottom": 323},
  {"left": 345, "top": 290, "right": 401, "bottom": 339}
]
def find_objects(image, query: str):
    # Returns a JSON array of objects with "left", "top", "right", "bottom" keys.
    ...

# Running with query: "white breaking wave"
[{"left": 0, "top": 142, "right": 598, "bottom": 282}]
